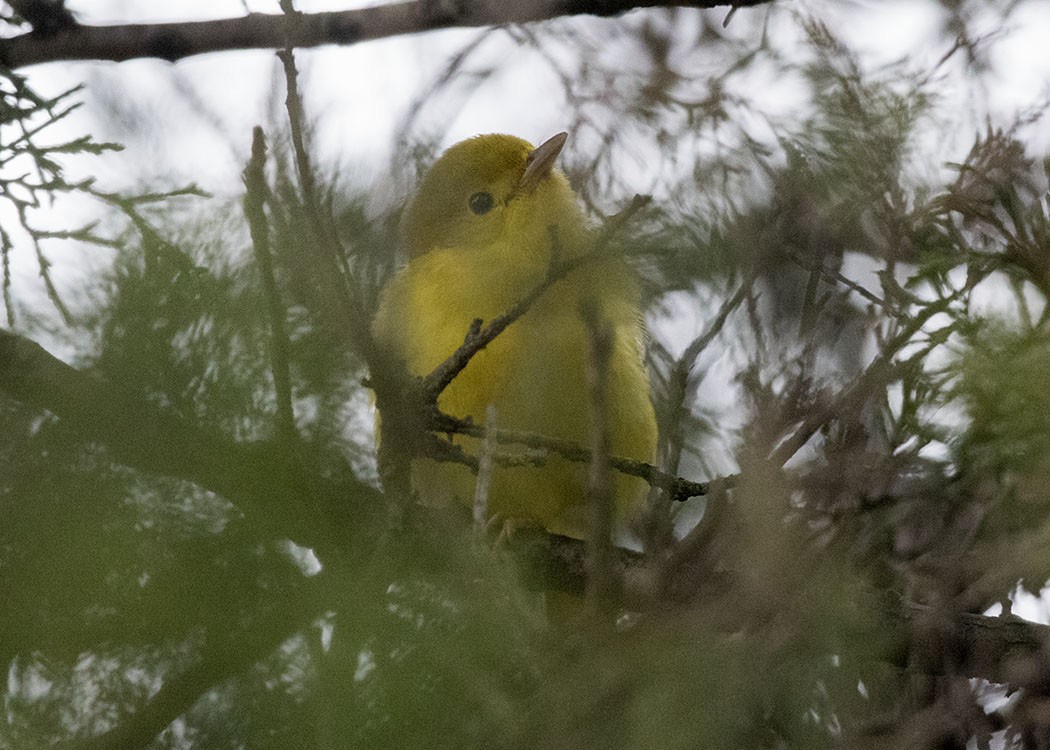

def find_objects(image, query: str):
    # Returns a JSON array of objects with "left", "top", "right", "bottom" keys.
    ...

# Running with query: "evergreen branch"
[
  {"left": 507, "top": 528, "right": 1050, "bottom": 690},
  {"left": 766, "top": 297, "right": 954, "bottom": 469},
  {"left": 581, "top": 302, "right": 616, "bottom": 613},
  {"left": 0, "top": 327, "right": 382, "bottom": 555},
  {"left": 243, "top": 126, "right": 298, "bottom": 446},
  {"left": 59, "top": 591, "right": 324, "bottom": 750}
]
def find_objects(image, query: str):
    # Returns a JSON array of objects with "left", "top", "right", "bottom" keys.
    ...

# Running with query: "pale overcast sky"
[{"left": 17, "top": 0, "right": 1050, "bottom": 194}]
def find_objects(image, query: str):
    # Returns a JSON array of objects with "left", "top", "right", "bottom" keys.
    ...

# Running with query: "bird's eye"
[{"left": 468, "top": 191, "right": 495, "bottom": 216}]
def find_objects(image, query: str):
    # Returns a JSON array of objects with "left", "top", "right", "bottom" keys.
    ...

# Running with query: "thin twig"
[
  {"left": 432, "top": 411, "right": 725, "bottom": 501},
  {"left": 782, "top": 247, "right": 888, "bottom": 309},
  {"left": 277, "top": 1, "right": 317, "bottom": 212},
  {"left": 644, "top": 282, "right": 749, "bottom": 549},
  {"left": 243, "top": 126, "right": 297, "bottom": 445},
  {"left": 274, "top": 12, "right": 377, "bottom": 363},
  {"left": 767, "top": 298, "right": 952, "bottom": 469},
  {"left": 664, "top": 475, "right": 731, "bottom": 576},
  {"left": 679, "top": 282, "right": 751, "bottom": 370},
  {"left": 422, "top": 194, "right": 651, "bottom": 401}
]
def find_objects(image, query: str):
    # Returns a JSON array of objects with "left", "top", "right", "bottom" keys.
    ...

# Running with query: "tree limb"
[
  {"left": 433, "top": 410, "right": 721, "bottom": 499},
  {"left": 5, "top": 0, "right": 76, "bottom": 35},
  {"left": 0, "top": 0, "right": 772, "bottom": 69}
]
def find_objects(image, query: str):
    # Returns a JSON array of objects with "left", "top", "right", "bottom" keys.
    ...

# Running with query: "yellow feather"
[{"left": 373, "top": 133, "right": 656, "bottom": 538}]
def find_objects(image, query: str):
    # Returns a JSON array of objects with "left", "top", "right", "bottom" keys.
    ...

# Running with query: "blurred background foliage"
[{"left": 3, "top": 1, "right": 1050, "bottom": 748}]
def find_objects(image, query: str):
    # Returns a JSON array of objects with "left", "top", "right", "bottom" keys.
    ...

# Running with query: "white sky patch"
[
  {"left": 819, "top": 0, "right": 946, "bottom": 68},
  {"left": 1013, "top": 587, "right": 1050, "bottom": 625},
  {"left": 354, "top": 648, "right": 376, "bottom": 682},
  {"left": 281, "top": 539, "right": 323, "bottom": 576},
  {"left": 986, "top": 582, "right": 1050, "bottom": 625}
]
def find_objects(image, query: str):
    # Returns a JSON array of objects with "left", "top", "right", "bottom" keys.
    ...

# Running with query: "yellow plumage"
[{"left": 373, "top": 133, "right": 656, "bottom": 538}]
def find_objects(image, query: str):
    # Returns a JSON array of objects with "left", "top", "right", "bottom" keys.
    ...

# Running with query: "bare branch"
[
  {"left": 276, "top": 3, "right": 321, "bottom": 218},
  {"left": 5, "top": 0, "right": 76, "bottom": 34},
  {"left": 643, "top": 282, "right": 750, "bottom": 549},
  {"left": 663, "top": 475, "right": 730, "bottom": 576},
  {"left": 432, "top": 410, "right": 725, "bottom": 501},
  {"left": 0, "top": 1, "right": 772, "bottom": 69},
  {"left": 782, "top": 247, "right": 888, "bottom": 309}
]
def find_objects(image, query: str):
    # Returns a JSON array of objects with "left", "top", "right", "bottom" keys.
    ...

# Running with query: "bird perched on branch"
[{"left": 373, "top": 132, "right": 656, "bottom": 539}]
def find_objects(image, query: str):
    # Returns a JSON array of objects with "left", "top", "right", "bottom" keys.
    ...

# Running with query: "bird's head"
[{"left": 401, "top": 132, "right": 580, "bottom": 258}]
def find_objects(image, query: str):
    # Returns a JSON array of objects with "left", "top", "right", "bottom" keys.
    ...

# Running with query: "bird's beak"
[{"left": 517, "top": 132, "right": 568, "bottom": 195}]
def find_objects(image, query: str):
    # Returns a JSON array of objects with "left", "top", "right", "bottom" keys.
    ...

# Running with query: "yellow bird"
[{"left": 373, "top": 133, "right": 656, "bottom": 538}]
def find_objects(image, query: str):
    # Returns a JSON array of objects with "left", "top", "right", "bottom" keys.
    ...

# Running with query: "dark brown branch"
[
  {"left": 952, "top": 611, "right": 1050, "bottom": 686},
  {"left": 5, "top": 0, "right": 76, "bottom": 35},
  {"left": 432, "top": 411, "right": 724, "bottom": 500},
  {"left": 0, "top": 1, "right": 772, "bottom": 69},
  {"left": 663, "top": 474, "right": 730, "bottom": 573}
]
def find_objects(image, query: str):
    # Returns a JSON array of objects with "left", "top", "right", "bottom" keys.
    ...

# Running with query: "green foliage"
[
  {"left": 953, "top": 324, "right": 1050, "bottom": 596},
  {"left": 958, "top": 325, "right": 1050, "bottom": 483},
  {"left": 3, "top": 3, "right": 1050, "bottom": 749}
]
